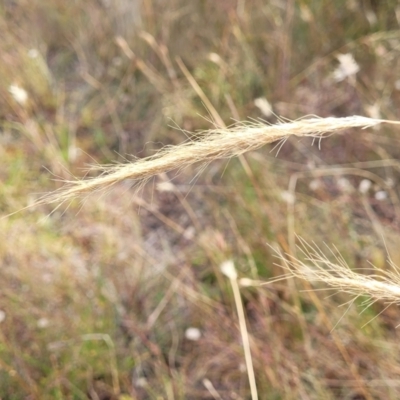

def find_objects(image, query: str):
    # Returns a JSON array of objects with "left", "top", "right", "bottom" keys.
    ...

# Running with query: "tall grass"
[
  {"left": 38, "top": 116, "right": 397, "bottom": 206},
  {"left": 2, "top": 1, "right": 400, "bottom": 399},
  {"left": 36, "top": 115, "right": 400, "bottom": 400}
]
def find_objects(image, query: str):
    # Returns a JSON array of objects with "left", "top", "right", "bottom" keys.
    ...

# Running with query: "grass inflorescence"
[
  {"left": 38, "top": 116, "right": 397, "bottom": 207},
  {"left": 2, "top": 1, "right": 400, "bottom": 399}
]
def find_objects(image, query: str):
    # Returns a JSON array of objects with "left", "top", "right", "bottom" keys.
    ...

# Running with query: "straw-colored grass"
[
  {"left": 220, "top": 260, "right": 258, "bottom": 400},
  {"left": 38, "top": 116, "right": 398, "bottom": 207},
  {"left": 4, "top": 1, "right": 400, "bottom": 398},
  {"left": 277, "top": 237, "right": 400, "bottom": 307},
  {"left": 38, "top": 111, "right": 400, "bottom": 322}
]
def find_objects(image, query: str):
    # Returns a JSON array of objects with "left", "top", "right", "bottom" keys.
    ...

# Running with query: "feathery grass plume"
[
  {"left": 277, "top": 237, "right": 400, "bottom": 305},
  {"left": 37, "top": 116, "right": 399, "bottom": 206}
]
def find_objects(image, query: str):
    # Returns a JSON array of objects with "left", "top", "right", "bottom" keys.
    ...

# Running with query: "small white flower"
[
  {"left": 185, "top": 327, "right": 201, "bottom": 341},
  {"left": 9, "top": 84, "right": 28, "bottom": 105},
  {"left": 156, "top": 181, "right": 174, "bottom": 192},
  {"left": 375, "top": 190, "right": 387, "bottom": 201},
  {"left": 28, "top": 48, "right": 39, "bottom": 59},
  {"left": 208, "top": 52, "right": 222, "bottom": 65},
  {"left": 333, "top": 53, "right": 360, "bottom": 82},
  {"left": 359, "top": 179, "right": 372, "bottom": 194},
  {"left": 220, "top": 260, "right": 237, "bottom": 280},
  {"left": 37, "top": 318, "right": 49, "bottom": 328},
  {"left": 280, "top": 190, "right": 295, "bottom": 205},
  {"left": 183, "top": 226, "right": 195, "bottom": 240},
  {"left": 135, "top": 377, "right": 148, "bottom": 387},
  {"left": 0, "top": 310, "right": 6, "bottom": 323},
  {"left": 337, "top": 177, "right": 352, "bottom": 192},
  {"left": 309, "top": 179, "right": 321, "bottom": 191},
  {"left": 239, "top": 278, "right": 254, "bottom": 287},
  {"left": 365, "top": 10, "right": 377, "bottom": 26},
  {"left": 254, "top": 97, "right": 273, "bottom": 117}
]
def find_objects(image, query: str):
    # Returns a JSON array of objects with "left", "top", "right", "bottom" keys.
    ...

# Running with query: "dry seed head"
[
  {"left": 32, "top": 116, "right": 398, "bottom": 209},
  {"left": 278, "top": 237, "right": 400, "bottom": 305},
  {"left": 220, "top": 260, "right": 237, "bottom": 280}
]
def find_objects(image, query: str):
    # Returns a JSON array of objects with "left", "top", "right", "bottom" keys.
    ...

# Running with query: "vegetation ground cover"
[{"left": 1, "top": 1, "right": 400, "bottom": 399}]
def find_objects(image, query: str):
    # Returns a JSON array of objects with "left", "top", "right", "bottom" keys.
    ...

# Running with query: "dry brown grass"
[
  {"left": 38, "top": 116, "right": 398, "bottom": 207},
  {"left": 278, "top": 237, "right": 400, "bottom": 309},
  {"left": 3, "top": 1, "right": 400, "bottom": 399}
]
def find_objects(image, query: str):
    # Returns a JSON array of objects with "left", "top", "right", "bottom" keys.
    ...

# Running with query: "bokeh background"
[{"left": 1, "top": 1, "right": 400, "bottom": 398}]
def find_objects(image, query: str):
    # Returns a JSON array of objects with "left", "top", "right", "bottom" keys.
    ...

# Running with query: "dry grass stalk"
[
  {"left": 278, "top": 237, "right": 400, "bottom": 306},
  {"left": 220, "top": 260, "right": 258, "bottom": 400},
  {"left": 37, "top": 116, "right": 398, "bottom": 206}
]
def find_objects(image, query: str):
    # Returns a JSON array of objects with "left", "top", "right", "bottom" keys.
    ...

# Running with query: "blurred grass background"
[{"left": 1, "top": 0, "right": 400, "bottom": 398}]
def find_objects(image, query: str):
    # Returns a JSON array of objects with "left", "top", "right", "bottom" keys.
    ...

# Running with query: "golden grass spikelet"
[
  {"left": 279, "top": 237, "right": 400, "bottom": 305},
  {"left": 38, "top": 116, "right": 399, "bottom": 206}
]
